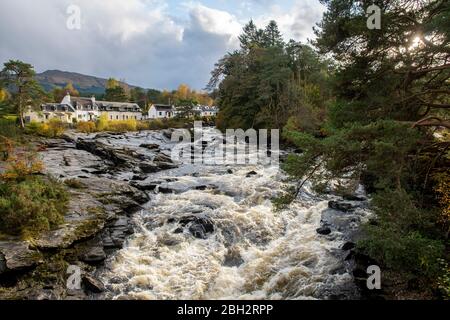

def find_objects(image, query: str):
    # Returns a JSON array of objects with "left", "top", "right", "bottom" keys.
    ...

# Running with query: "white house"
[
  {"left": 24, "top": 93, "right": 142, "bottom": 123},
  {"left": 200, "top": 106, "right": 219, "bottom": 117},
  {"left": 148, "top": 104, "right": 174, "bottom": 119}
]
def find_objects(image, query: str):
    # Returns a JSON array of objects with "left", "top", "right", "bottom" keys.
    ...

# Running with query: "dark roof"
[
  {"left": 42, "top": 103, "right": 76, "bottom": 113},
  {"left": 152, "top": 104, "right": 173, "bottom": 111}
]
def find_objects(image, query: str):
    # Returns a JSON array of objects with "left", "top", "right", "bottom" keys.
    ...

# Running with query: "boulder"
[
  {"left": 316, "top": 227, "right": 331, "bottom": 235},
  {"left": 0, "top": 241, "right": 43, "bottom": 271},
  {"left": 82, "top": 274, "right": 105, "bottom": 293},
  {"left": 328, "top": 200, "right": 353, "bottom": 212},
  {"left": 139, "top": 143, "right": 160, "bottom": 150},
  {"left": 342, "top": 194, "right": 366, "bottom": 202},
  {"left": 342, "top": 242, "right": 356, "bottom": 251},
  {"left": 81, "top": 247, "right": 106, "bottom": 264},
  {"left": 0, "top": 253, "right": 7, "bottom": 275},
  {"left": 246, "top": 171, "right": 258, "bottom": 178},
  {"left": 179, "top": 216, "right": 215, "bottom": 239}
]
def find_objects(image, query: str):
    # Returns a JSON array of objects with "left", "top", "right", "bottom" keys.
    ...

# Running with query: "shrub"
[
  {"left": 96, "top": 114, "right": 108, "bottom": 131},
  {"left": 25, "top": 119, "right": 66, "bottom": 138},
  {"left": 0, "top": 147, "right": 43, "bottom": 181},
  {"left": 76, "top": 121, "right": 96, "bottom": 133},
  {"left": 105, "top": 119, "right": 137, "bottom": 132},
  {"left": 0, "top": 176, "right": 68, "bottom": 237},
  {"left": 359, "top": 189, "right": 445, "bottom": 278},
  {"left": 0, "top": 117, "right": 20, "bottom": 140},
  {"left": 136, "top": 121, "right": 150, "bottom": 131}
]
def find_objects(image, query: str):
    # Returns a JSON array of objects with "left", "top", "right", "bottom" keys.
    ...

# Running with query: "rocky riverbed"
[{"left": 0, "top": 128, "right": 373, "bottom": 300}]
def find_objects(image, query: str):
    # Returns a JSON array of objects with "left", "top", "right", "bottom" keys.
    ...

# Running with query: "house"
[
  {"left": 24, "top": 93, "right": 142, "bottom": 123},
  {"left": 148, "top": 104, "right": 174, "bottom": 119},
  {"left": 191, "top": 105, "right": 219, "bottom": 117},
  {"left": 200, "top": 106, "right": 219, "bottom": 117}
]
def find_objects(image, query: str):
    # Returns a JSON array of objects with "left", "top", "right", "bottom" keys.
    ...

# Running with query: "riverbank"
[{"left": 1, "top": 128, "right": 375, "bottom": 300}]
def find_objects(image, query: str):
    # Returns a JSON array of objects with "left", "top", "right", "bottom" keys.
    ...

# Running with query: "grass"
[
  {"left": 0, "top": 176, "right": 69, "bottom": 238},
  {"left": 0, "top": 137, "right": 69, "bottom": 238}
]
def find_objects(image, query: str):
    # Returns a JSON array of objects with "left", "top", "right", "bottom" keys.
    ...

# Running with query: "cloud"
[{"left": 0, "top": 0, "right": 325, "bottom": 90}]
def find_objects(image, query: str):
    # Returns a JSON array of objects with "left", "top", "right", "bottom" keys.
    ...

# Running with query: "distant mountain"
[{"left": 36, "top": 70, "right": 138, "bottom": 95}]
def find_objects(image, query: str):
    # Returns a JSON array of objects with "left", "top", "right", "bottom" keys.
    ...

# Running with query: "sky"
[{"left": 0, "top": 0, "right": 326, "bottom": 90}]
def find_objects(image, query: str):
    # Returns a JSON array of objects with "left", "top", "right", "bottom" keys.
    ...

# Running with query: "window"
[
  {"left": 110, "top": 115, "right": 113, "bottom": 120},
  {"left": 116, "top": 115, "right": 119, "bottom": 120},
  {"left": 159, "top": 112, "right": 162, "bottom": 116}
]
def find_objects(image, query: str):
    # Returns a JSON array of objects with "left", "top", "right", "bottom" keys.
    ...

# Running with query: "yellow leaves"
[
  {"left": 106, "top": 78, "right": 120, "bottom": 89},
  {"left": 434, "top": 172, "right": 450, "bottom": 226},
  {"left": 76, "top": 117, "right": 138, "bottom": 133},
  {"left": 0, "top": 88, "right": 8, "bottom": 102},
  {"left": 0, "top": 144, "right": 44, "bottom": 181},
  {"left": 26, "top": 119, "right": 66, "bottom": 138},
  {"left": 76, "top": 121, "right": 96, "bottom": 133}
]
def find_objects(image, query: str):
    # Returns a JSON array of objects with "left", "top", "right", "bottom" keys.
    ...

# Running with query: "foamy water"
[{"left": 97, "top": 128, "right": 359, "bottom": 300}]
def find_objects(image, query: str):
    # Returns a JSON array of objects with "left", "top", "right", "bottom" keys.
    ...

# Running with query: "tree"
[
  {"left": 52, "top": 82, "right": 79, "bottom": 102},
  {"left": 104, "top": 77, "right": 129, "bottom": 102},
  {"left": 238, "top": 20, "right": 264, "bottom": 51},
  {"left": 208, "top": 20, "right": 332, "bottom": 131},
  {"left": 130, "top": 87, "right": 147, "bottom": 109},
  {"left": 280, "top": 0, "right": 449, "bottom": 289},
  {"left": 263, "top": 20, "right": 284, "bottom": 47},
  {"left": 105, "top": 86, "right": 128, "bottom": 102},
  {"left": 0, "top": 60, "right": 44, "bottom": 128}
]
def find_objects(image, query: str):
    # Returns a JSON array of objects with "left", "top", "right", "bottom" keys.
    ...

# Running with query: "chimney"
[{"left": 61, "top": 91, "right": 71, "bottom": 105}]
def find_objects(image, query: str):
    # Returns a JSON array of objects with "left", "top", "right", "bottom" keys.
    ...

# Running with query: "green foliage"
[
  {"left": 25, "top": 119, "right": 66, "bottom": 138},
  {"left": 0, "top": 176, "right": 68, "bottom": 237},
  {"left": 104, "top": 85, "right": 128, "bottom": 102},
  {"left": 209, "top": 20, "right": 333, "bottom": 132},
  {"left": 0, "top": 60, "right": 45, "bottom": 128},
  {"left": 0, "top": 117, "right": 20, "bottom": 139},
  {"left": 265, "top": 0, "right": 450, "bottom": 296}
]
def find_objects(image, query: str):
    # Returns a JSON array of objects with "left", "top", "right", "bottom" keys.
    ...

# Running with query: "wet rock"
[
  {"left": 139, "top": 143, "right": 160, "bottom": 150},
  {"left": 102, "top": 217, "right": 134, "bottom": 249},
  {"left": 82, "top": 274, "right": 105, "bottom": 293},
  {"left": 157, "top": 186, "right": 175, "bottom": 194},
  {"left": 0, "top": 242, "right": 43, "bottom": 271},
  {"left": 154, "top": 153, "right": 173, "bottom": 163},
  {"left": 343, "top": 194, "right": 366, "bottom": 201},
  {"left": 153, "top": 161, "right": 177, "bottom": 170},
  {"left": 342, "top": 242, "right": 356, "bottom": 251},
  {"left": 328, "top": 200, "right": 353, "bottom": 212},
  {"left": 139, "top": 163, "right": 160, "bottom": 173},
  {"left": 316, "top": 227, "right": 331, "bottom": 235},
  {"left": 131, "top": 175, "right": 147, "bottom": 181},
  {"left": 162, "top": 129, "right": 173, "bottom": 139},
  {"left": 246, "top": 171, "right": 258, "bottom": 177},
  {"left": 130, "top": 181, "right": 158, "bottom": 191},
  {"left": 179, "top": 216, "right": 215, "bottom": 239},
  {"left": 81, "top": 247, "right": 106, "bottom": 264},
  {"left": 0, "top": 253, "right": 7, "bottom": 274},
  {"left": 76, "top": 139, "right": 129, "bottom": 166},
  {"left": 223, "top": 247, "right": 244, "bottom": 267},
  {"left": 173, "top": 228, "right": 183, "bottom": 234}
]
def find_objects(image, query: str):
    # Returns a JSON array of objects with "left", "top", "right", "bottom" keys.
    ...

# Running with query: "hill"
[{"left": 36, "top": 70, "right": 137, "bottom": 95}]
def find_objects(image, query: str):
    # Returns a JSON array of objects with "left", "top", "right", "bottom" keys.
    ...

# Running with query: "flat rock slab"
[{"left": 0, "top": 241, "right": 43, "bottom": 271}]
